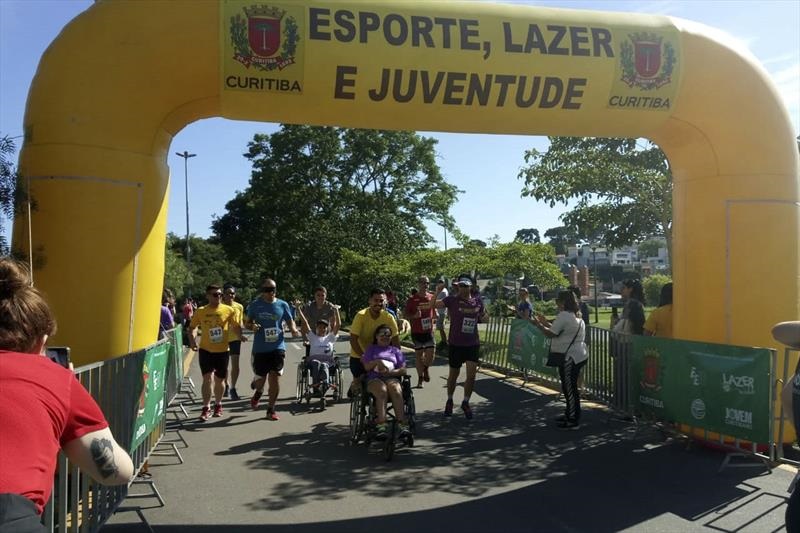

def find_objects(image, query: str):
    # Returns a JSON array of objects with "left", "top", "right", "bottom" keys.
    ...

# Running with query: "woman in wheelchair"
[
  {"left": 296, "top": 305, "right": 340, "bottom": 396},
  {"left": 362, "top": 325, "right": 411, "bottom": 440}
]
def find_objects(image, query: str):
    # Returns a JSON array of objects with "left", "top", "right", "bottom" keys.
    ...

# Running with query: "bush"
[
  {"left": 643, "top": 274, "right": 672, "bottom": 307},
  {"left": 534, "top": 299, "right": 558, "bottom": 317}
]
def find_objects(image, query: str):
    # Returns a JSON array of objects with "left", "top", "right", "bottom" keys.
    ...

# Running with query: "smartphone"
[{"left": 46, "top": 347, "right": 71, "bottom": 368}]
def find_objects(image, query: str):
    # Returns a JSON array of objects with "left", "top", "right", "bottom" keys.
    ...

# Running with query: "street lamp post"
[
  {"left": 175, "top": 150, "right": 196, "bottom": 295},
  {"left": 592, "top": 245, "right": 599, "bottom": 323}
]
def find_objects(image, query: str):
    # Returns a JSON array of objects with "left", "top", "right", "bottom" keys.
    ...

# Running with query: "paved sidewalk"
[{"left": 103, "top": 335, "right": 794, "bottom": 532}]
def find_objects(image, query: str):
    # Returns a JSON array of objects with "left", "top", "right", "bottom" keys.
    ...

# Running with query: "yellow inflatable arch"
[{"left": 16, "top": 0, "right": 799, "bottom": 365}]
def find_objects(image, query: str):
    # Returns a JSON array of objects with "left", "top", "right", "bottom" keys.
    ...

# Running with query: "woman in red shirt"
[{"left": 0, "top": 259, "right": 133, "bottom": 532}]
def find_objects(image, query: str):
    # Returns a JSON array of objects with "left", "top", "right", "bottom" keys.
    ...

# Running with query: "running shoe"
[
  {"left": 223, "top": 384, "right": 230, "bottom": 398},
  {"left": 417, "top": 379, "right": 424, "bottom": 389},
  {"left": 230, "top": 388, "right": 240, "bottom": 401},
  {"left": 250, "top": 389, "right": 263, "bottom": 410},
  {"left": 213, "top": 404, "right": 223, "bottom": 417},
  {"left": 556, "top": 420, "right": 580, "bottom": 431},
  {"left": 444, "top": 399, "right": 454, "bottom": 417},
  {"left": 398, "top": 421, "right": 411, "bottom": 438},
  {"left": 461, "top": 401, "right": 473, "bottom": 420},
  {"left": 199, "top": 406, "right": 211, "bottom": 421},
  {"left": 375, "top": 423, "right": 388, "bottom": 440},
  {"left": 266, "top": 408, "right": 280, "bottom": 421}
]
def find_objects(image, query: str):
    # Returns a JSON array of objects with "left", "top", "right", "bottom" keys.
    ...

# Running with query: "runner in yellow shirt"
[
  {"left": 222, "top": 283, "right": 246, "bottom": 401},
  {"left": 188, "top": 285, "right": 241, "bottom": 420}
]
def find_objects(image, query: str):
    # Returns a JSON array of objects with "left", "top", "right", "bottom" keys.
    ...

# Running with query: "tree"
[
  {"left": 543, "top": 226, "right": 580, "bottom": 255},
  {"left": 212, "top": 125, "right": 460, "bottom": 298},
  {"left": 638, "top": 238, "right": 665, "bottom": 260},
  {"left": 519, "top": 137, "right": 672, "bottom": 260},
  {"left": 335, "top": 241, "right": 564, "bottom": 319},
  {"left": 643, "top": 274, "right": 672, "bottom": 307},
  {"left": 166, "top": 234, "right": 242, "bottom": 301},
  {"left": 0, "top": 135, "right": 25, "bottom": 256},
  {"left": 514, "top": 228, "right": 540, "bottom": 244}
]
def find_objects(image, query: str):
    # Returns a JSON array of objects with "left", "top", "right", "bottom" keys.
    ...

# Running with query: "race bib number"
[
  {"left": 209, "top": 327, "right": 224, "bottom": 344},
  {"left": 421, "top": 317, "right": 432, "bottom": 331},
  {"left": 263, "top": 327, "right": 279, "bottom": 343},
  {"left": 461, "top": 317, "right": 477, "bottom": 334}
]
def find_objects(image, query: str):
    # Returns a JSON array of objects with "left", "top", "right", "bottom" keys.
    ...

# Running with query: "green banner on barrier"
[
  {"left": 629, "top": 336, "right": 772, "bottom": 442},
  {"left": 507, "top": 318, "right": 556, "bottom": 375},
  {"left": 131, "top": 342, "right": 170, "bottom": 450}
]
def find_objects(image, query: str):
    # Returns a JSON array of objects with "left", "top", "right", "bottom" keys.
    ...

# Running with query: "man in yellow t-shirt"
[
  {"left": 348, "top": 288, "right": 399, "bottom": 395},
  {"left": 222, "top": 283, "right": 246, "bottom": 401},
  {"left": 188, "top": 285, "right": 241, "bottom": 421}
]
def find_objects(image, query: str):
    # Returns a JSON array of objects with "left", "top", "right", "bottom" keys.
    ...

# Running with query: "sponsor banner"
[
  {"left": 131, "top": 342, "right": 170, "bottom": 451},
  {"left": 630, "top": 336, "right": 771, "bottom": 443},
  {"left": 507, "top": 318, "right": 556, "bottom": 376}
]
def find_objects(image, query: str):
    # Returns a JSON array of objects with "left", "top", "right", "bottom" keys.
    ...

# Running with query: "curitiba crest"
[
  {"left": 620, "top": 32, "right": 676, "bottom": 90},
  {"left": 640, "top": 348, "right": 663, "bottom": 392},
  {"left": 230, "top": 4, "right": 300, "bottom": 71}
]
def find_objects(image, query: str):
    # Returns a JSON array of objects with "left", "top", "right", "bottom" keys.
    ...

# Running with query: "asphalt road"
[{"left": 103, "top": 334, "right": 794, "bottom": 532}]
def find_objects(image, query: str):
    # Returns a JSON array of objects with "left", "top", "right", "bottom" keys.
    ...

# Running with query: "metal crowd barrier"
[
  {"left": 479, "top": 315, "right": 782, "bottom": 469},
  {"left": 42, "top": 328, "right": 188, "bottom": 533}
]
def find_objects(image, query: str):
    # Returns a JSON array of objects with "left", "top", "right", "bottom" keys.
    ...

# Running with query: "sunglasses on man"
[{"left": 261, "top": 287, "right": 276, "bottom": 293}]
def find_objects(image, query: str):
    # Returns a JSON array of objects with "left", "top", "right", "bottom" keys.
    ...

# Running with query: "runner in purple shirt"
[{"left": 434, "top": 274, "right": 487, "bottom": 420}]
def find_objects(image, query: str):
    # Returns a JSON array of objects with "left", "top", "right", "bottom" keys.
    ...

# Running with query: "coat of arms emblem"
[
  {"left": 620, "top": 32, "right": 676, "bottom": 90},
  {"left": 230, "top": 4, "right": 300, "bottom": 70},
  {"left": 640, "top": 348, "right": 663, "bottom": 391}
]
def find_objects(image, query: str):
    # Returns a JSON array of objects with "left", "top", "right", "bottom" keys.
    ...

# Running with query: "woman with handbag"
[{"left": 530, "top": 290, "right": 587, "bottom": 430}]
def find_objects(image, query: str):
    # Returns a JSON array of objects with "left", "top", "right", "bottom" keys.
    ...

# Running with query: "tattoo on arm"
[{"left": 90, "top": 438, "right": 119, "bottom": 479}]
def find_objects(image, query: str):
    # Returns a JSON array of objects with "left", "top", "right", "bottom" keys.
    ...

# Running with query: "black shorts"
[
  {"left": 228, "top": 340, "right": 242, "bottom": 356},
  {"left": 411, "top": 331, "right": 435, "bottom": 350},
  {"left": 448, "top": 345, "right": 481, "bottom": 368},
  {"left": 350, "top": 357, "right": 366, "bottom": 378},
  {"left": 199, "top": 349, "right": 230, "bottom": 379},
  {"left": 252, "top": 349, "right": 285, "bottom": 377}
]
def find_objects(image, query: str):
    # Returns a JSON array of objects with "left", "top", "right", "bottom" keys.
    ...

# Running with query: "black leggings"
[{"left": 558, "top": 359, "right": 587, "bottom": 423}]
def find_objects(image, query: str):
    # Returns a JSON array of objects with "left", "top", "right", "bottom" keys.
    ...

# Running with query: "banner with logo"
[
  {"left": 507, "top": 318, "right": 556, "bottom": 376},
  {"left": 131, "top": 342, "right": 170, "bottom": 451},
  {"left": 218, "top": 1, "right": 682, "bottom": 133},
  {"left": 629, "top": 336, "right": 772, "bottom": 442}
]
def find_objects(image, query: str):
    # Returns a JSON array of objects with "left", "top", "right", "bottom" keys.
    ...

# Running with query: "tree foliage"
[
  {"left": 335, "top": 242, "right": 564, "bottom": 319},
  {"left": 543, "top": 225, "right": 580, "bottom": 255},
  {"left": 514, "top": 228, "right": 540, "bottom": 244},
  {"left": 165, "top": 233, "right": 242, "bottom": 302},
  {"left": 212, "top": 125, "right": 461, "bottom": 300},
  {"left": 643, "top": 273, "right": 672, "bottom": 307},
  {"left": 0, "top": 135, "right": 29, "bottom": 256},
  {"left": 519, "top": 137, "right": 672, "bottom": 259}
]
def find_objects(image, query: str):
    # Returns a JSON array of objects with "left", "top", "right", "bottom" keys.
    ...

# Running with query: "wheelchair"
[
  {"left": 296, "top": 354, "right": 343, "bottom": 410},
  {"left": 349, "top": 374, "right": 416, "bottom": 461}
]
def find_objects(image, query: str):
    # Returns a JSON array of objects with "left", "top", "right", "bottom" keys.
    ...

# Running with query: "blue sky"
[{"left": 1, "top": 1, "right": 798, "bottom": 248}]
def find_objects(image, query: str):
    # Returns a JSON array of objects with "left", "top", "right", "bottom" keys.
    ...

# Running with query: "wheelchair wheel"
[
  {"left": 348, "top": 393, "right": 363, "bottom": 445},
  {"left": 383, "top": 421, "right": 396, "bottom": 461},
  {"left": 332, "top": 365, "right": 343, "bottom": 403},
  {"left": 405, "top": 394, "right": 416, "bottom": 434},
  {"left": 295, "top": 362, "right": 305, "bottom": 404}
]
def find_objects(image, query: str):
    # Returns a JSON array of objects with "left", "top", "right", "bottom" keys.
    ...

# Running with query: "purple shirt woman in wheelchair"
[{"left": 361, "top": 325, "right": 411, "bottom": 440}]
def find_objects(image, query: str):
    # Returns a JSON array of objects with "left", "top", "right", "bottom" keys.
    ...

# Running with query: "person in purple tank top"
[{"left": 434, "top": 273, "right": 487, "bottom": 420}]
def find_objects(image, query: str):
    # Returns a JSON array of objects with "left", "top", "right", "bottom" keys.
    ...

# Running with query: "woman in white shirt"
[{"left": 531, "top": 290, "right": 587, "bottom": 430}]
